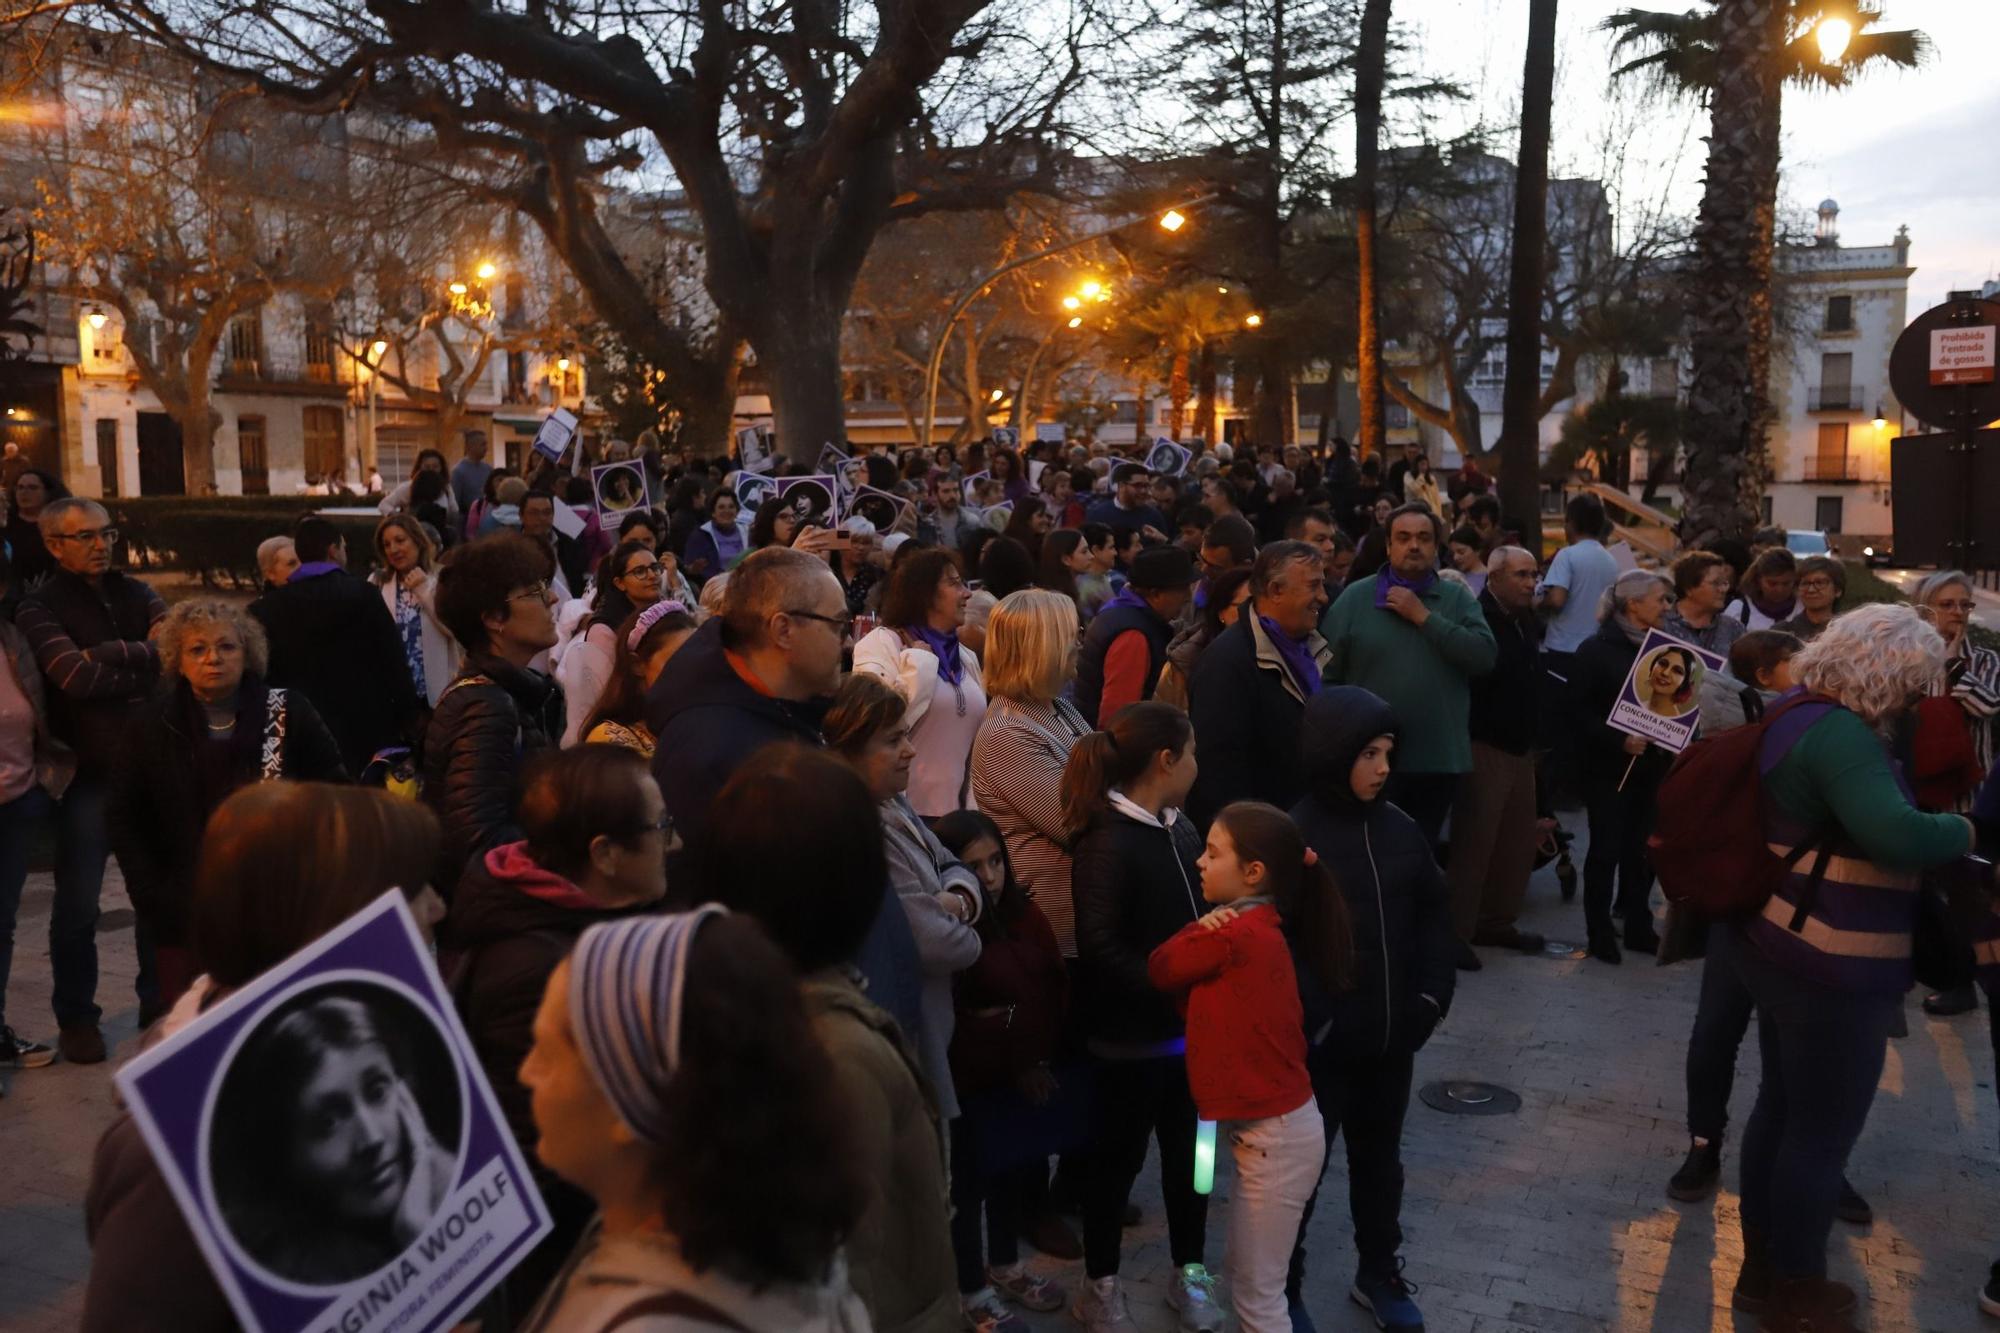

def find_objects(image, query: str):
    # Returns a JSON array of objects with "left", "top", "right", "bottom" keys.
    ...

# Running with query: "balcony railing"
[
  {"left": 216, "top": 351, "right": 346, "bottom": 389},
  {"left": 1808, "top": 385, "right": 1865, "bottom": 412},
  {"left": 1802, "top": 458, "right": 1863, "bottom": 483}
]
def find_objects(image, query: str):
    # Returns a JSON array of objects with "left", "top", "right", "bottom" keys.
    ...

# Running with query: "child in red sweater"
[{"left": 1149, "top": 801, "right": 1353, "bottom": 1333}]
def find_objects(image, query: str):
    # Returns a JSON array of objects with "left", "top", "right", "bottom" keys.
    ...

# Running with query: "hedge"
[{"left": 109, "top": 497, "right": 389, "bottom": 588}]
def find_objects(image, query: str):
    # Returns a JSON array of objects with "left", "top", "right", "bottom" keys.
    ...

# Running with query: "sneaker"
[
  {"left": 1071, "top": 1276, "right": 1132, "bottom": 1331},
  {"left": 1351, "top": 1261, "right": 1425, "bottom": 1332},
  {"left": 1836, "top": 1178, "right": 1873, "bottom": 1226},
  {"left": 0, "top": 1026, "right": 55, "bottom": 1069},
  {"left": 1667, "top": 1137, "right": 1722, "bottom": 1202},
  {"left": 1166, "top": 1264, "right": 1223, "bottom": 1332},
  {"left": 962, "top": 1287, "right": 1028, "bottom": 1333},
  {"left": 58, "top": 1024, "right": 106, "bottom": 1066},
  {"left": 1924, "top": 985, "right": 1978, "bottom": 1017},
  {"left": 1763, "top": 1276, "right": 1862, "bottom": 1332},
  {"left": 1980, "top": 1258, "right": 2000, "bottom": 1317},
  {"left": 989, "top": 1264, "right": 1063, "bottom": 1313}
]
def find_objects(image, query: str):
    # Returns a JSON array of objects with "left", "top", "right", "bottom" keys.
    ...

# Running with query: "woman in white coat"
[
  {"left": 370, "top": 515, "right": 460, "bottom": 707},
  {"left": 853, "top": 546, "right": 987, "bottom": 817}
]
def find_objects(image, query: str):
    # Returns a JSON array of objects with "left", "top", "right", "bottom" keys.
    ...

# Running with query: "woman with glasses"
[
  {"left": 1775, "top": 557, "right": 1846, "bottom": 644},
  {"left": 370, "top": 515, "right": 461, "bottom": 707},
  {"left": 558, "top": 539, "right": 666, "bottom": 747},
  {"left": 854, "top": 547, "right": 989, "bottom": 817},
  {"left": 1662, "top": 550, "right": 1745, "bottom": 657}
]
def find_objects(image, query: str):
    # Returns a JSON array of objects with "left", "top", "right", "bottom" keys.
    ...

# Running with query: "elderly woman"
[
  {"left": 853, "top": 548, "right": 988, "bottom": 817},
  {"left": 106, "top": 600, "right": 347, "bottom": 1009},
  {"left": 1720, "top": 606, "right": 1973, "bottom": 1327},
  {"left": 1569, "top": 569, "right": 1675, "bottom": 963},
  {"left": 370, "top": 514, "right": 461, "bottom": 707},
  {"left": 684, "top": 487, "right": 747, "bottom": 582},
  {"left": 824, "top": 673, "right": 984, "bottom": 1125},
  {"left": 1662, "top": 549, "right": 1744, "bottom": 656},
  {"left": 254, "top": 535, "right": 299, "bottom": 592},
  {"left": 970, "top": 589, "right": 1089, "bottom": 959},
  {"left": 1775, "top": 556, "right": 1844, "bottom": 643}
]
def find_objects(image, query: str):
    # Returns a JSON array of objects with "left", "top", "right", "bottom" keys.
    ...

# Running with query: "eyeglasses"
[
  {"left": 1933, "top": 599, "right": 1976, "bottom": 613},
  {"left": 49, "top": 526, "right": 119, "bottom": 547},
  {"left": 621, "top": 563, "right": 663, "bottom": 579},
  {"left": 1798, "top": 577, "right": 1836, "bottom": 592},
  {"left": 783, "top": 607, "right": 854, "bottom": 636},
  {"left": 507, "top": 581, "right": 551, "bottom": 604}
]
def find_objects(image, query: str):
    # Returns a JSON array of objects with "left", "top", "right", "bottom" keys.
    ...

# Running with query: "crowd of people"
[{"left": 1, "top": 425, "right": 1996, "bottom": 1333}]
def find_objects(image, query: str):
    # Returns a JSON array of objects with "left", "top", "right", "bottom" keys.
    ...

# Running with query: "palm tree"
[
  {"left": 1125, "top": 285, "right": 1249, "bottom": 441},
  {"left": 1602, "top": 1, "right": 1928, "bottom": 544},
  {"left": 1497, "top": 0, "right": 1560, "bottom": 543},
  {"left": 1353, "top": 0, "right": 1393, "bottom": 461}
]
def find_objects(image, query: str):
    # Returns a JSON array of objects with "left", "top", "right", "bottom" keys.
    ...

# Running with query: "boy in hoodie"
[{"left": 1284, "top": 686, "right": 1457, "bottom": 1333}]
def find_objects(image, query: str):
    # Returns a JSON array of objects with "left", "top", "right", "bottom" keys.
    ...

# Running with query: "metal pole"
[{"left": 918, "top": 195, "right": 1215, "bottom": 451}]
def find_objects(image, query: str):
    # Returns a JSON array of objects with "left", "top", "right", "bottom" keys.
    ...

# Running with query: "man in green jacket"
[{"left": 1321, "top": 503, "right": 1497, "bottom": 856}]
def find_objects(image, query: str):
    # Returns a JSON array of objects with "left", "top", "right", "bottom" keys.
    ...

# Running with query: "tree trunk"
[
  {"left": 1353, "top": 0, "right": 1393, "bottom": 462},
  {"left": 1168, "top": 347, "right": 1191, "bottom": 441},
  {"left": 676, "top": 347, "right": 741, "bottom": 456},
  {"left": 759, "top": 311, "right": 849, "bottom": 464},
  {"left": 1498, "top": 0, "right": 1558, "bottom": 544},
  {"left": 1194, "top": 343, "right": 1218, "bottom": 446},
  {"left": 1681, "top": 0, "right": 1786, "bottom": 547},
  {"left": 174, "top": 387, "right": 219, "bottom": 496}
]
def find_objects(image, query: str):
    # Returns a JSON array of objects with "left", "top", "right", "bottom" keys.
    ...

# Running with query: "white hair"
[
  {"left": 1598, "top": 569, "right": 1671, "bottom": 623},
  {"left": 256, "top": 535, "right": 296, "bottom": 580},
  {"left": 1486, "top": 545, "right": 1534, "bottom": 576},
  {"left": 840, "top": 515, "right": 877, "bottom": 538},
  {"left": 1790, "top": 603, "right": 1945, "bottom": 727},
  {"left": 1915, "top": 569, "right": 1973, "bottom": 607}
]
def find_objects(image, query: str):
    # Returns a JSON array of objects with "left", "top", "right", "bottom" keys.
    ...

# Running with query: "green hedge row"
[{"left": 110, "top": 497, "right": 387, "bottom": 587}]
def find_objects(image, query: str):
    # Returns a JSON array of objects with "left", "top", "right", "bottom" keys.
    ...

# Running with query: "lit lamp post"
[
  {"left": 1814, "top": 13, "right": 1854, "bottom": 63},
  {"left": 1013, "top": 282, "right": 1115, "bottom": 432},
  {"left": 364, "top": 334, "right": 389, "bottom": 478},
  {"left": 919, "top": 197, "right": 1212, "bottom": 449}
]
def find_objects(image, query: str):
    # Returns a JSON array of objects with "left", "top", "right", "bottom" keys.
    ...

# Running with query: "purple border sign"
[
  {"left": 115, "top": 892, "right": 551, "bottom": 1333},
  {"left": 1607, "top": 627, "right": 1726, "bottom": 754}
]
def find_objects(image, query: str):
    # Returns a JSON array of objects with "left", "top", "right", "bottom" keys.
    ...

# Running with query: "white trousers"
[{"left": 1226, "top": 1099, "right": 1327, "bottom": 1332}]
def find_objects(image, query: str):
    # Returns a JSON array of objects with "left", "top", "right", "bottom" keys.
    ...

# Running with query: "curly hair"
[
  {"left": 157, "top": 597, "right": 270, "bottom": 681},
  {"left": 651, "top": 914, "right": 864, "bottom": 1283},
  {"left": 1790, "top": 603, "right": 1945, "bottom": 728},
  {"left": 434, "top": 534, "right": 548, "bottom": 652}
]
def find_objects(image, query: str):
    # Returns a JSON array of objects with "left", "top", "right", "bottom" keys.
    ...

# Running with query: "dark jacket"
[
  {"left": 422, "top": 655, "right": 566, "bottom": 899},
  {"left": 949, "top": 897, "right": 1068, "bottom": 1097},
  {"left": 1288, "top": 687, "right": 1457, "bottom": 1063},
  {"left": 250, "top": 565, "right": 421, "bottom": 773},
  {"left": 1570, "top": 617, "right": 1672, "bottom": 786},
  {"left": 15, "top": 567, "right": 165, "bottom": 774},
  {"left": 85, "top": 1113, "right": 235, "bottom": 1333},
  {"left": 1074, "top": 598, "right": 1173, "bottom": 727},
  {"left": 108, "top": 677, "right": 346, "bottom": 946},
  {"left": 1468, "top": 587, "right": 1541, "bottom": 756},
  {"left": 645, "top": 618, "right": 829, "bottom": 840},
  {"left": 1071, "top": 803, "right": 1206, "bottom": 1049},
  {"left": 1186, "top": 613, "right": 1332, "bottom": 828}
]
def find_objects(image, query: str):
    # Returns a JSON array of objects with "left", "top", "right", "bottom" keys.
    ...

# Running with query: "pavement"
[{"left": 6, "top": 836, "right": 2000, "bottom": 1332}]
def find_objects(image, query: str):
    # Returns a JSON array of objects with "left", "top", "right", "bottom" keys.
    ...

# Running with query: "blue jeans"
[
  {"left": 1728, "top": 927, "right": 1899, "bottom": 1279},
  {"left": 0, "top": 778, "right": 114, "bottom": 1031},
  {"left": 1685, "top": 925, "right": 1756, "bottom": 1143}
]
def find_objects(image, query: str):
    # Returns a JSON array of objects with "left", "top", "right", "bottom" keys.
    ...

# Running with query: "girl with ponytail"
[
  {"left": 1063, "top": 702, "right": 1221, "bottom": 1327},
  {"left": 1148, "top": 800, "right": 1351, "bottom": 1333}
]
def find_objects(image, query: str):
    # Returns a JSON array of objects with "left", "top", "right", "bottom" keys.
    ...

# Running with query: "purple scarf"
[
  {"left": 1259, "top": 617, "right": 1323, "bottom": 697},
  {"left": 908, "top": 623, "right": 966, "bottom": 686},
  {"left": 290, "top": 561, "right": 341, "bottom": 583},
  {"left": 1104, "top": 584, "right": 1152, "bottom": 617},
  {"left": 1373, "top": 564, "right": 1437, "bottom": 609}
]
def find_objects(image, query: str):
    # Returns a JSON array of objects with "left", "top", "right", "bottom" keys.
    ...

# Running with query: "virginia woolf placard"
[{"left": 116, "top": 892, "right": 551, "bottom": 1333}]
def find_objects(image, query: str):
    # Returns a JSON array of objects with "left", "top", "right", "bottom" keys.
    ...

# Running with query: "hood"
[
  {"left": 1302, "top": 685, "right": 1398, "bottom": 809},
  {"left": 449, "top": 841, "right": 627, "bottom": 948},
  {"left": 645, "top": 617, "right": 826, "bottom": 741}
]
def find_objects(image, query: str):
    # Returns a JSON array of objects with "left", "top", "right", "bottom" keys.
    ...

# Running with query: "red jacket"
[
  {"left": 1148, "top": 902, "right": 1312, "bottom": 1122},
  {"left": 950, "top": 897, "right": 1069, "bottom": 1097}
]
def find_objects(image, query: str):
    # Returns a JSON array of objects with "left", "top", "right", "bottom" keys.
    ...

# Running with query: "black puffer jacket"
[
  {"left": 421, "top": 655, "right": 565, "bottom": 899},
  {"left": 1289, "top": 686, "right": 1457, "bottom": 1063},
  {"left": 250, "top": 566, "right": 421, "bottom": 774},
  {"left": 1569, "top": 616, "right": 1673, "bottom": 787},
  {"left": 1071, "top": 803, "right": 1206, "bottom": 1048},
  {"left": 107, "top": 677, "right": 347, "bottom": 946}
]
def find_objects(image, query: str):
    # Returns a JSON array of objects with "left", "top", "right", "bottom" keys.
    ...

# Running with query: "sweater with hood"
[{"left": 1288, "top": 686, "right": 1458, "bottom": 1063}]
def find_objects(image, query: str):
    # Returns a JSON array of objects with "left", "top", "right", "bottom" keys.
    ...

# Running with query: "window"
[
  {"left": 1824, "top": 295, "right": 1854, "bottom": 333},
  {"left": 1819, "top": 351, "right": 1852, "bottom": 390},
  {"left": 1385, "top": 402, "right": 1412, "bottom": 430},
  {"left": 239, "top": 415, "right": 269, "bottom": 495},
  {"left": 304, "top": 323, "right": 336, "bottom": 383},
  {"left": 1648, "top": 357, "right": 1679, "bottom": 399},
  {"left": 1814, "top": 423, "right": 1849, "bottom": 480},
  {"left": 303, "top": 405, "right": 345, "bottom": 483},
  {"left": 226, "top": 315, "right": 264, "bottom": 376},
  {"left": 95, "top": 419, "right": 119, "bottom": 498},
  {"left": 1815, "top": 496, "right": 1844, "bottom": 533},
  {"left": 1760, "top": 495, "right": 1774, "bottom": 523}
]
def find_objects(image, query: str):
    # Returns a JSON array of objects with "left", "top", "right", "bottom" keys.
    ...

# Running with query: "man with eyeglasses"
[{"left": 13, "top": 497, "right": 166, "bottom": 1061}]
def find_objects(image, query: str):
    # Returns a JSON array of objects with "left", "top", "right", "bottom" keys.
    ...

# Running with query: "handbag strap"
[
  {"left": 1786, "top": 843, "right": 1834, "bottom": 934},
  {"left": 260, "top": 689, "right": 288, "bottom": 782}
]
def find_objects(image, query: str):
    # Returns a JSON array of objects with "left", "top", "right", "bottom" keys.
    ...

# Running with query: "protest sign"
[
  {"left": 849, "top": 485, "right": 915, "bottom": 534},
  {"left": 115, "top": 892, "right": 550, "bottom": 1333},
  {"left": 590, "top": 461, "right": 648, "bottom": 520},
  {"left": 1035, "top": 423, "right": 1067, "bottom": 444},
  {"left": 991, "top": 427, "right": 1019, "bottom": 451},
  {"left": 1145, "top": 438, "right": 1192, "bottom": 477},
  {"left": 831, "top": 455, "right": 869, "bottom": 512},
  {"left": 775, "top": 474, "right": 839, "bottom": 529},
  {"left": 531, "top": 408, "right": 577, "bottom": 463},
  {"left": 735, "top": 426, "right": 775, "bottom": 475},
  {"left": 961, "top": 470, "right": 993, "bottom": 506},
  {"left": 983, "top": 502, "right": 1015, "bottom": 532},
  {"left": 1607, "top": 627, "right": 1725, "bottom": 755},
  {"left": 731, "top": 469, "right": 778, "bottom": 514},
  {"left": 816, "top": 442, "right": 850, "bottom": 474}
]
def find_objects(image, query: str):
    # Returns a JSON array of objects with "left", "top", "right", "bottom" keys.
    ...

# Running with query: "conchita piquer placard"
[{"left": 115, "top": 891, "right": 551, "bottom": 1333}]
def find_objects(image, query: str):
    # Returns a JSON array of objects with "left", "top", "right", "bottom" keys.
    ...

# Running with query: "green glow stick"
[{"left": 1194, "top": 1119, "right": 1216, "bottom": 1194}]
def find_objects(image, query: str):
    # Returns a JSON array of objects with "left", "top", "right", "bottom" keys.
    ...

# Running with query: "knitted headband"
[
  {"left": 567, "top": 905, "right": 725, "bottom": 1148},
  {"left": 626, "top": 599, "right": 689, "bottom": 653}
]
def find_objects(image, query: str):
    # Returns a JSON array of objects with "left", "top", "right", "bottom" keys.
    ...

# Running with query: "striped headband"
[
  {"left": 567, "top": 905, "right": 725, "bottom": 1148},
  {"left": 627, "top": 599, "right": 689, "bottom": 652}
]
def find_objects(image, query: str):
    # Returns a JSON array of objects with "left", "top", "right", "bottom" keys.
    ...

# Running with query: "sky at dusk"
[{"left": 1406, "top": 0, "right": 1999, "bottom": 311}]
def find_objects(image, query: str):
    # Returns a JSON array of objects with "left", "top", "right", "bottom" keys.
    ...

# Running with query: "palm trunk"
[
  {"left": 1681, "top": 0, "right": 1787, "bottom": 547},
  {"left": 1498, "top": 0, "right": 1558, "bottom": 541},
  {"left": 1195, "top": 343, "right": 1218, "bottom": 446},
  {"left": 1168, "top": 347, "right": 1191, "bottom": 441},
  {"left": 1353, "top": 0, "right": 1392, "bottom": 462}
]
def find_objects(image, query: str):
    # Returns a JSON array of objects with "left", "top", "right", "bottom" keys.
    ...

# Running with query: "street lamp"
[
  {"left": 369, "top": 337, "right": 389, "bottom": 360},
  {"left": 85, "top": 304, "right": 108, "bottom": 330},
  {"left": 1063, "top": 295, "right": 1082, "bottom": 311},
  {"left": 1067, "top": 316, "right": 1084, "bottom": 329},
  {"left": 448, "top": 281, "right": 469, "bottom": 297},
  {"left": 1815, "top": 15, "right": 1853, "bottom": 63},
  {"left": 919, "top": 196, "right": 1217, "bottom": 448},
  {"left": 556, "top": 355, "right": 572, "bottom": 374},
  {"left": 475, "top": 261, "right": 499, "bottom": 281},
  {"left": 1873, "top": 401, "right": 1888, "bottom": 431},
  {"left": 1245, "top": 313, "right": 1264, "bottom": 328}
]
